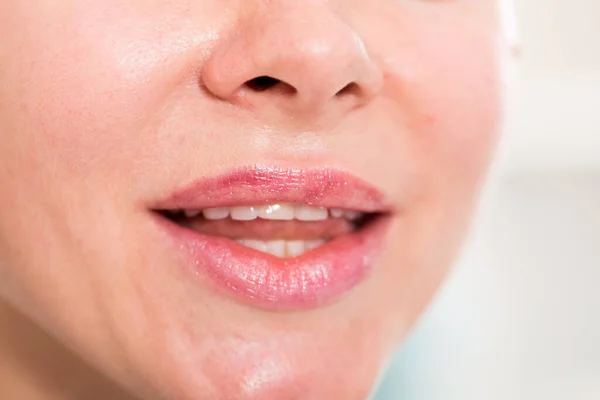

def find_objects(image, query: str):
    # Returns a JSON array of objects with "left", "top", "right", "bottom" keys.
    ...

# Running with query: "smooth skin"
[{"left": 0, "top": 1, "right": 505, "bottom": 399}]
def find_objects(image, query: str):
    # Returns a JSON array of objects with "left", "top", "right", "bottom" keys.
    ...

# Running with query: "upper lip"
[{"left": 152, "top": 165, "right": 392, "bottom": 213}]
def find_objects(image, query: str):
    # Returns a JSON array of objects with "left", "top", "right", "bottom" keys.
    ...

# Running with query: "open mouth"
[
  {"left": 158, "top": 204, "right": 379, "bottom": 258},
  {"left": 150, "top": 166, "right": 392, "bottom": 310}
]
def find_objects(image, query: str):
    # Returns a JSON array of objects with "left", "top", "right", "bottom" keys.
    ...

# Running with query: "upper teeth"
[{"left": 178, "top": 204, "right": 362, "bottom": 222}]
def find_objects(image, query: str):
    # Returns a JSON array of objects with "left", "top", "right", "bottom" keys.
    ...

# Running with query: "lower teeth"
[{"left": 235, "top": 239, "right": 326, "bottom": 258}]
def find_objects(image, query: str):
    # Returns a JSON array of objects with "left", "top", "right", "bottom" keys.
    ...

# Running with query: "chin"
[{"left": 143, "top": 332, "right": 388, "bottom": 400}]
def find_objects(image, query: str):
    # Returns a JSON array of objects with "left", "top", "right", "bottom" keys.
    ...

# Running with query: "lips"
[{"left": 150, "top": 165, "right": 393, "bottom": 310}]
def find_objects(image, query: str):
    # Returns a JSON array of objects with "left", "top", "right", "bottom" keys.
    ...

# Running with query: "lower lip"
[{"left": 153, "top": 214, "right": 391, "bottom": 310}]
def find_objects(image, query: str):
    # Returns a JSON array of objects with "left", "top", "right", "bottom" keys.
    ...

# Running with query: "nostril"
[
  {"left": 246, "top": 76, "right": 282, "bottom": 92},
  {"left": 336, "top": 82, "right": 360, "bottom": 97},
  {"left": 244, "top": 75, "right": 297, "bottom": 96}
]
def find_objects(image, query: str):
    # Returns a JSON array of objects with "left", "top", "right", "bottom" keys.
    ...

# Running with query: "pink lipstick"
[{"left": 151, "top": 165, "right": 392, "bottom": 310}]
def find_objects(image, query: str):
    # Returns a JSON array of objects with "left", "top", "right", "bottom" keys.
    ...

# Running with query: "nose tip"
[{"left": 201, "top": 8, "right": 383, "bottom": 116}]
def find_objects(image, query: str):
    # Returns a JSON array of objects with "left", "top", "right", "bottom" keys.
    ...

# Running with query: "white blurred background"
[{"left": 374, "top": 1, "right": 600, "bottom": 399}]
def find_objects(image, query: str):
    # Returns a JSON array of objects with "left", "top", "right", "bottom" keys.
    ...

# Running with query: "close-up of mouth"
[
  {"left": 1, "top": 0, "right": 569, "bottom": 398},
  {"left": 151, "top": 166, "right": 393, "bottom": 310}
]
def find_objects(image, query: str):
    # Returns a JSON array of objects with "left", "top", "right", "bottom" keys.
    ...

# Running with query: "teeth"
[
  {"left": 230, "top": 206, "right": 258, "bottom": 221},
  {"left": 236, "top": 239, "right": 327, "bottom": 258},
  {"left": 330, "top": 208, "right": 344, "bottom": 218},
  {"left": 237, "top": 239, "right": 268, "bottom": 253},
  {"left": 266, "top": 240, "right": 286, "bottom": 257},
  {"left": 305, "top": 239, "right": 326, "bottom": 251},
  {"left": 343, "top": 210, "right": 362, "bottom": 221},
  {"left": 294, "top": 205, "right": 329, "bottom": 221},
  {"left": 202, "top": 207, "right": 230, "bottom": 220},
  {"left": 257, "top": 204, "right": 294, "bottom": 220},
  {"left": 181, "top": 203, "right": 365, "bottom": 222},
  {"left": 286, "top": 240, "right": 305, "bottom": 257},
  {"left": 184, "top": 209, "right": 201, "bottom": 218}
]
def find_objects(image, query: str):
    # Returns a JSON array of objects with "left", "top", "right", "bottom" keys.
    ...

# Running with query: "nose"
[{"left": 201, "top": 3, "right": 383, "bottom": 121}]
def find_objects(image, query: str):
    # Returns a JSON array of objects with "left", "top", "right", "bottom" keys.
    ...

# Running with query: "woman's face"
[{"left": 0, "top": 1, "right": 502, "bottom": 399}]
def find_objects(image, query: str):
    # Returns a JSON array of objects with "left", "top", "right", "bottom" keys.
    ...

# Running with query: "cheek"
[
  {"left": 421, "top": 56, "right": 501, "bottom": 182},
  {"left": 368, "top": 7, "right": 502, "bottom": 330},
  {"left": 0, "top": 4, "right": 210, "bottom": 195},
  {"left": 374, "top": 4, "right": 502, "bottom": 175},
  {"left": 381, "top": 15, "right": 502, "bottom": 209},
  {"left": 0, "top": 3, "right": 187, "bottom": 355},
  {"left": 418, "top": 18, "right": 502, "bottom": 179}
]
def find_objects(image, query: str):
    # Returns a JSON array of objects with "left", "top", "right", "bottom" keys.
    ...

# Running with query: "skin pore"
[{"left": 0, "top": 1, "right": 505, "bottom": 399}]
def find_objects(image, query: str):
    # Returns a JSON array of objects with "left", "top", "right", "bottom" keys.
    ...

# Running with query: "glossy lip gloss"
[{"left": 151, "top": 165, "right": 393, "bottom": 310}]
